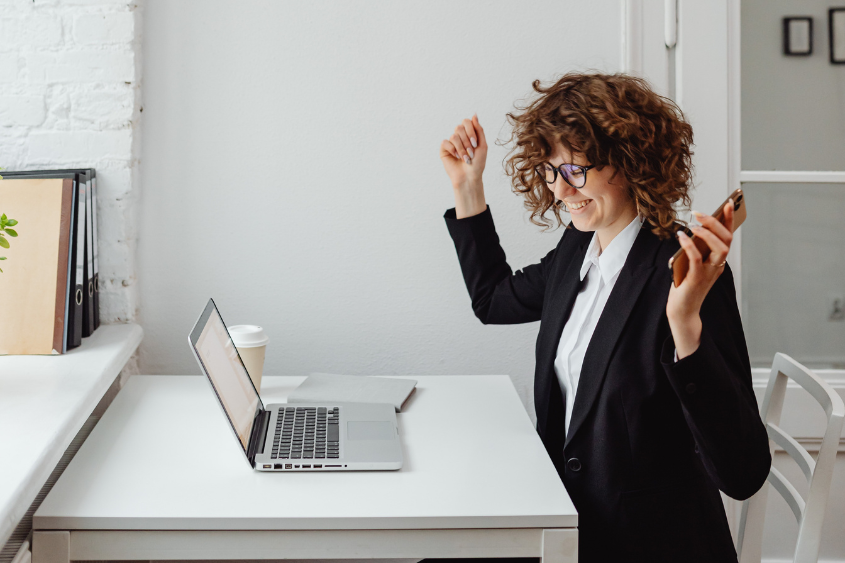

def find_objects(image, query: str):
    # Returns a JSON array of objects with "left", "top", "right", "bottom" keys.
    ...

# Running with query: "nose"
[{"left": 551, "top": 177, "right": 577, "bottom": 202}]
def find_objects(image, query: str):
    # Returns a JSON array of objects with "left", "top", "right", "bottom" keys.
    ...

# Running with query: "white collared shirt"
[{"left": 554, "top": 215, "right": 643, "bottom": 436}]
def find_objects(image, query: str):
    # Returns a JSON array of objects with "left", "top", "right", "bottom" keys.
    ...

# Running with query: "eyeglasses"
[{"left": 535, "top": 162, "right": 596, "bottom": 189}]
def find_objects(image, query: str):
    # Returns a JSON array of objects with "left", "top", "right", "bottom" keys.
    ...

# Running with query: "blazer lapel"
[
  {"left": 564, "top": 227, "right": 661, "bottom": 448},
  {"left": 534, "top": 236, "right": 589, "bottom": 440}
]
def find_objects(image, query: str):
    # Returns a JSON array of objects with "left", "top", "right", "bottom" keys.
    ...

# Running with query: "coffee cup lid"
[{"left": 228, "top": 325, "right": 270, "bottom": 347}]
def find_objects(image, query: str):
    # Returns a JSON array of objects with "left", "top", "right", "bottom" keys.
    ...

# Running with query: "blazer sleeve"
[
  {"left": 660, "top": 263, "right": 771, "bottom": 500},
  {"left": 444, "top": 206, "right": 556, "bottom": 325}
]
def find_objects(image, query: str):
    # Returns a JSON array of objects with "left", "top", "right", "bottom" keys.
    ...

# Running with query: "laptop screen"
[{"left": 190, "top": 299, "right": 263, "bottom": 454}]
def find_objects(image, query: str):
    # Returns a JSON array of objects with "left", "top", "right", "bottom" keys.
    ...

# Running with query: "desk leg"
[
  {"left": 32, "top": 532, "right": 69, "bottom": 563},
  {"left": 541, "top": 529, "right": 577, "bottom": 563}
]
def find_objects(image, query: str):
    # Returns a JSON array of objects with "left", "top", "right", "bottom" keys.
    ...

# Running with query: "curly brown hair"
[{"left": 502, "top": 72, "right": 693, "bottom": 239}]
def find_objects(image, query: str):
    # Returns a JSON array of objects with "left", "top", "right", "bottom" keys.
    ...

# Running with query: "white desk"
[
  {"left": 33, "top": 375, "right": 578, "bottom": 562},
  {"left": 0, "top": 324, "right": 143, "bottom": 550}
]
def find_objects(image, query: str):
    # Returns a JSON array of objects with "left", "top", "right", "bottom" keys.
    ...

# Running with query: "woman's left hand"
[{"left": 666, "top": 200, "right": 735, "bottom": 359}]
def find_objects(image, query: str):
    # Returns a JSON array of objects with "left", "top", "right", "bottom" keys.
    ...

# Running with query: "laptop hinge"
[{"left": 247, "top": 409, "right": 271, "bottom": 466}]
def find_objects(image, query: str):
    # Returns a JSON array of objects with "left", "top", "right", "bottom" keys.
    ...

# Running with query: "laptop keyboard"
[{"left": 271, "top": 406, "right": 340, "bottom": 459}]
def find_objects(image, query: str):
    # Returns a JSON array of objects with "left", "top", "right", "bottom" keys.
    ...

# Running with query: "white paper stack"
[{"left": 287, "top": 373, "right": 417, "bottom": 412}]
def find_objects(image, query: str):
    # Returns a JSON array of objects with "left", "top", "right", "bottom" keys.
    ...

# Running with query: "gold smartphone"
[{"left": 668, "top": 188, "right": 746, "bottom": 287}]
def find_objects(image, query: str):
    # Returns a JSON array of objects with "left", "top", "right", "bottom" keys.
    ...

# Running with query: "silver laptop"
[{"left": 189, "top": 298, "right": 403, "bottom": 471}]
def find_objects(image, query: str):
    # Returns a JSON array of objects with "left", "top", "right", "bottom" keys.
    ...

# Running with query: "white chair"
[{"left": 736, "top": 353, "right": 845, "bottom": 563}]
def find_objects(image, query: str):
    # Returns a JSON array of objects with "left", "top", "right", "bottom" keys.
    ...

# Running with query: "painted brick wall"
[{"left": 0, "top": 0, "right": 142, "bottom": 333}]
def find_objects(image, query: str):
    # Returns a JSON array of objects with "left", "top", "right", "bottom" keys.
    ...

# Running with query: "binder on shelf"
[
  {"left": 90, "top": 170, "right": 100, "bottom": 329},
  {"left": 0, "top": 178, "right": 74, "bottom": 354},
  {"left": 0, "top": 169, "right": 90, "bottom": 351},
  {"left": 80, "top": 170, "right": 95, "bottom": 337},
  {"left": 39, "top": 169, "right": 98, "bottom": 334},
  {"left": 71, "top": 173, "right": 86, "bottom": 348}
]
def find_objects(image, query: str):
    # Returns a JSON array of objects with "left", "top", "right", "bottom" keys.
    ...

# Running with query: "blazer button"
[
  {"left": 567, "top": 458, "right": 582, "bottom": 472},
  {"left": 685, "top": 382, "right": 697, "bottom": 395}
]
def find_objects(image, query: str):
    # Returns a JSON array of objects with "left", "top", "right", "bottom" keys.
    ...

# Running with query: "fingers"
[
  {"left": 440, "top": 139, "right": 461, "bottom": 161},
  {"left": 450, "top": 131, "right": 471, "bottom": 164},
  {"left": 722, "top": 200, "right": 734, "bottom": 232},
  {"left": 689, "top": 223, "right": 730, "bottom": 265},
  {"left": 691, "top": 205, "right": 733, "bottom": 248},
  {"left": 443, "top": 114, "right": 484, "bottom": 165},
  {"left": 461, "top": 118, "right": 478, "bottom": 154},
  {"left": 455, "top": 123, "right": 474, "bottom": 161},
  {"left": 472, "top": 114, "right": 487, "bottom": 148},
  {"left": 677, "top": 231, "right": 703, "bottom": 278}
]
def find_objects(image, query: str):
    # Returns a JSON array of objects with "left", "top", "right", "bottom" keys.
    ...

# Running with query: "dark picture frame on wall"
[
  {"left": 830, "top": 8, "right": 845, "bottom": 64},
  {"left": 783, "top": 17, "right": 813, "bottom": 56}
]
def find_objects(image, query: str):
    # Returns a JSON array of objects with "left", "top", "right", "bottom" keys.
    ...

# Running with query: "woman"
[{"left": 439, "top": 73, "right": 770, "bottom": 562}]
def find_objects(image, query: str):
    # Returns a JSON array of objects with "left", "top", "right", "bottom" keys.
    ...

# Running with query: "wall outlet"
[{"left": 829, "top": 293, "right": 845, "bottom": 322}]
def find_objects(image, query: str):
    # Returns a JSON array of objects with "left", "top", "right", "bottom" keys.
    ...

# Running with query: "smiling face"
[{"left": 546, "top": 144, "right": 639, "bottom": 250}]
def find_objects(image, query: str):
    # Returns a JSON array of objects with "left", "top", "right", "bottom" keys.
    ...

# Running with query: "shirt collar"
[{"left": 579, "top": 215, "right": 644, "bottom": 283}]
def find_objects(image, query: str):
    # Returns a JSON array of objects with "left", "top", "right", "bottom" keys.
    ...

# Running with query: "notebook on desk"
[{"left": 289, "top": 373, "right": 417, "bottom": 412}]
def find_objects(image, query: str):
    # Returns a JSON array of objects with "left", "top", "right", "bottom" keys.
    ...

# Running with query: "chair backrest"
[{"left": 736, "top": 353, "right": 845, "bottom": 563}]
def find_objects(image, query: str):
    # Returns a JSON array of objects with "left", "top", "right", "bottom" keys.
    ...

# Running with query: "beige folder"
[{"left": 0, "top": 178, "right": 74, "bottom": 354}]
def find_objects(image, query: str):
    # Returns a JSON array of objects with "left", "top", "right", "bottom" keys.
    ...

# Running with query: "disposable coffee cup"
[{"left": 228, "top": 325, "right": 269, "bottom": 393}]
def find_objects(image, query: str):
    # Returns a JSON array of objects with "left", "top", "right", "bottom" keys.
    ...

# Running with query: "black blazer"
[{"left": 444, "top": 206, "right": 771, "bottom": 563}]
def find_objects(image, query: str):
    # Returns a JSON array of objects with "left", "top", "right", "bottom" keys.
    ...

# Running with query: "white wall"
[
  {"left": 138, "top": 0, "right": 622, "bottom": 418},
  {"left": 0, "top": 0, "right": 142, "bottom": 327}
]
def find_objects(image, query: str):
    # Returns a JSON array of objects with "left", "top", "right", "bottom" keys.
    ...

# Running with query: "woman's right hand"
[
  {"left": 440, "top": 114, "right": 488, "bottom": 218},
  {"left": 440, "top": 114, "right": 488, "bottom": 191}
]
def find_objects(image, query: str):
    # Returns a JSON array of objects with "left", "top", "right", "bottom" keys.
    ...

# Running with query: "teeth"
[{"left": 568, "top": 200, "right": 591, "bottom": 210}]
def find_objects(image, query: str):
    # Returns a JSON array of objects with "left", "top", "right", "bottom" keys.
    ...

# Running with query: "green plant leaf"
[
  {"left": 0, "top": 256, "right": 5, "bottom": 259},
  {"left": 0, "top": 237, "right": 9, "bottom": 249},
  {"left": 6, "top": 219, "right": 17, "bottom": 226},
  {"left": 1, "top": 214, "right": 6, "bottom": 221},
  {"left": 4, "top": 228, "right": 17, "bottom": 237}
]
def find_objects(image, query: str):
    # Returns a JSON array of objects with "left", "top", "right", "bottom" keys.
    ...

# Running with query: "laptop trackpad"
[{"left": 347, "top": 421, "right": 395, "bottom": 440}]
